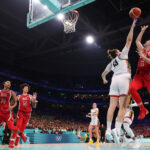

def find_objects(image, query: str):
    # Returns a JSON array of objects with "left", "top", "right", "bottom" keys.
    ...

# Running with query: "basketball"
[{"left": 129, "top": 7, "right": 141, "bottom": 19}]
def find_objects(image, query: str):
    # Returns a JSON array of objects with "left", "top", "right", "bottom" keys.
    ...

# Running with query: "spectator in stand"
[{"left": 100, "top": 124, "right": 106, "bottom": 143}]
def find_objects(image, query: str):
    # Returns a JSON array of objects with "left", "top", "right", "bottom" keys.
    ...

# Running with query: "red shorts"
[
  {"left": 0, "top": 112, "right": 13, "bottom": 122},
  {"left": 17, "top": 111, "right": 31, "bottom": 132},
  {"left": 0, "top": 112, "right": 18, "bottom": 131},
  {"left": 17, "top": 111, "right": 31, "bottom": 122},
  {"left": 133, "top": 71, "right": 150, "bottom": 89}
]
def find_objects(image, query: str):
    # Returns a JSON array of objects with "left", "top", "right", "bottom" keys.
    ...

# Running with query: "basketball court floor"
[{"left": 0, "top": 143, "right": 150, "bottom": 150}]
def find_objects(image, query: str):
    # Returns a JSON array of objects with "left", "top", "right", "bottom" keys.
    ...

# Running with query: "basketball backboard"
[{"left": 27, "top": 0, "right": 96, "bottom": 28}]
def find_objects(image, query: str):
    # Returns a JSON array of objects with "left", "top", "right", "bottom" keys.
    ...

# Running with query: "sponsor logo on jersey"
[
  {"left": 22, "top": 97, "right": 28, "bottom": 101},
  {"left": 1, "top": 93, "right": 7, "bottom": 97}
]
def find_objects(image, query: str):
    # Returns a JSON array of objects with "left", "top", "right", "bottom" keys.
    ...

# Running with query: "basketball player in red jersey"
[
  {"left": 9, "top": 83, "right": 38, "bottom": 148},
  {"left": 129, "top": 25, "right": 150, "bottom": 119},
  {"left": 0, "top": 81, "right": 18, "bottom": 132}
]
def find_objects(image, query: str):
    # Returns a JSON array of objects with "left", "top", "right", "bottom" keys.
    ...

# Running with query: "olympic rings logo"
[{"left": 56, "top": 136, "right": 62, "bottom": 141}]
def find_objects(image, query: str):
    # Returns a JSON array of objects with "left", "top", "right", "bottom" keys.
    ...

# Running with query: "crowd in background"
[
  {"left": 27, "top": 115, "right": 89, "bottom": 133},
  {"left": 23, "top": 113, "right": 150, "bottom": 138}
]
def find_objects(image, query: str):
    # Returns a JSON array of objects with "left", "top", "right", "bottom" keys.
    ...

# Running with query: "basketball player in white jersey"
[
  {"left": 101, "top": 20, "right": 136, "bottom": 144},
  {"left": 123, "top": 97, "right": 137, "bottom": 141},
  {"left": 121, "top": 98, "right": 148, "bottom": 148},
  {"left": 86, "top": 103, "right": 100, "bottom": 146},
  {"left": 113, "top": 95, "right": 138, "bottom": 145}
]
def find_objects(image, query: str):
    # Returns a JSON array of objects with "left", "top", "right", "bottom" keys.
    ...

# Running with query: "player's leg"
[
  {"left": 9, "top": 118, "right": 23, "bottom": 148},
  {"left": 106, "top": 75, "right": 119, "bottom": 139},
  {"left": 95, "top": 125, "right": 100, "bottom": 146},
  {"left": 120, "top": 127, "right": 128, "bottom": 143},
  {"left": 19, "top": 115, "right": 30, "bottom": 143},
  {"left": 129, "top": 75, "right": 143, "bottom": 104},
  {"left": 116, "top": 74, "right": 132, "bottom": 134},
  {"left": 14, "top": 116, "right": 24, "bottom": 146},
  {"left": 123, "top": 121, "right": 135, "bottom": 140},
  {"left": 129, "top": 74, "right": 148, "bottom": 119},
  {"left": 112, "top": 75, "right": 130, "bottom": 144},
  {"left": 7, "top": 114, "right": 19, "bottom": 148},
  {"left": 144, "top": 77, "right": 150, "bottom": 96},
  {"left": 88, "top": 125, "right": 93, "bottom": 144},
  {"left": 6, "top": 113, "right": 18, "bottom": 132},
  {"left": 116, "top": 95, "right": 128, "bottom": 135},
  {"left": 106, "top": 96, "right": 118, "bottom": 141},
  {"left": 123, "top": 120, "right": 141, "bottom": 148}
]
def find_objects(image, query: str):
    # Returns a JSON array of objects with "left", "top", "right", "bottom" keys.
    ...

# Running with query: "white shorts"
[
  {"left": 124, "top": 117, "right": 132, "bottom": 125},
  {"left": 109, "top": 73, "right": 131, "bottom": 97},
  {"left": 90, "top": 119, "right": 99, "bottom": 126}
]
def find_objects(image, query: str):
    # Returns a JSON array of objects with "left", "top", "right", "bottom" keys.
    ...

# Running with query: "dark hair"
[
  {"left": 2, "top": 80, "right": 11, "bottom": 87},
  {"left": 20, "top": 83, "right": 30, "bottom": 92},
  {"left": 107, "top": 49, "right": 118, "bottom": 59}
]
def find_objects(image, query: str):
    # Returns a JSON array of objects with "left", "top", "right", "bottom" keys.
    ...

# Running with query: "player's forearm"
[
  {"left": 127, "top": 26, "right": 134, "bottom": 42},
  {"left": 136, "top": 30, "right": 145, "bottom": 44},
  {"left": 10, "top": 101, "right": 17, "bottom": 110},
  {"left": 141, "top": 55, "right": 150, "bottom": 64},
  {"left": 101, "top": 71, "right": 107, "bottom": 80},
  {"left": 32, "top": 101, "right": 37, "bottom": 108},
  {"left": 86, "top": 115, "right": 91, "bottom": 118}
]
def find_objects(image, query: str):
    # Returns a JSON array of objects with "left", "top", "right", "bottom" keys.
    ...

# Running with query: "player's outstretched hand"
[
  {"left": 33, "top": 92, "right": 37, "bottom": 100},
  {"left": 86, "top": 115, "right": 89, "bottom": 118},
  {"left": 103, "top": 79, "right": 108, "bottom": 84},
  {"left": 141, "top": 25, "right": 149, "bottom": 31}
]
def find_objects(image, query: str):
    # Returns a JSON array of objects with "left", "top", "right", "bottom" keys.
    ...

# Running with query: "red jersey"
[
  {"left": 18, "top": 94, "right": 32, "bottom": 113},
  {"left": 0, "top": 90, "right": 11, "bottom": 114},
  {"left": 137, "top": 50, "right": 150, "bottom": 72}
]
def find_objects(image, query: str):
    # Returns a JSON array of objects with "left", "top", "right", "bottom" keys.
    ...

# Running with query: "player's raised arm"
[
  {"left": 136, "top": 25, "right": 149, "bottom": 50},
  {"left": 10, "top": 91, "right": 18, "bottom": 110},
  {"left": 86, "top": 113, "right": 91, "bottom": 118},
  {"left": 137, "top": 47, "right": 150, "bottom": 64},
  {"left": 31, "top": 92, "right": 38, "bottom": 108},
  {"left": 125, "top": 19, "right": 136, "bottom": 49}
]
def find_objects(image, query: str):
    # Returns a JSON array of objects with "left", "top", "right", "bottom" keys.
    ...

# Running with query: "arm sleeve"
[
  {"left": 130, "top": 103, "right": 138, "bottom": 108},
  {"left": 119, "top": 46, "right": 129, "bottom": 59},
  {"left": 105, "top": 63, "right": 112, "bottom": 73}
]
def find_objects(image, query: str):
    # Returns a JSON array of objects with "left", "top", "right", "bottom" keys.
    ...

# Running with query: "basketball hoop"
[{"left": 62, "top": 10, "right": 79, "bottom": 34}]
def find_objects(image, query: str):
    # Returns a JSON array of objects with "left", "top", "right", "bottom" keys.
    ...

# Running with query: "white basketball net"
[{"left": 62, "top": 10, "right": 79, "bottom": 34}]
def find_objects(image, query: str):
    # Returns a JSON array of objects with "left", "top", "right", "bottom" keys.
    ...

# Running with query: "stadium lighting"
[
  {"left": 57, "top": 13, "right": 64, "bottom": 21},
  {"left": 86, "top": 35, "right": 95, "bottom": 44}
]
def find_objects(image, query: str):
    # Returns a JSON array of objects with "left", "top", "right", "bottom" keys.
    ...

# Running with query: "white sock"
[
  {"left": 120, "top": 128, "right": 124, "bottom": 136},
  {"left": 115, "top": 121, "right": 122, "bottom": 135},
  {"left": 107, "top": 121, "right": 112, "bottom": 131},
  {"left": 123, "top": 123, "right": 134, "bottom": 138}
]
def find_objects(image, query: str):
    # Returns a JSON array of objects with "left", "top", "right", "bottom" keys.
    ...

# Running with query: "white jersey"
[
  {"left": 90, "top": 108, "right": 99, "bottom": 126},
  {"left": 105, "top": 47, "right": 131, "bottom": 76}
]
